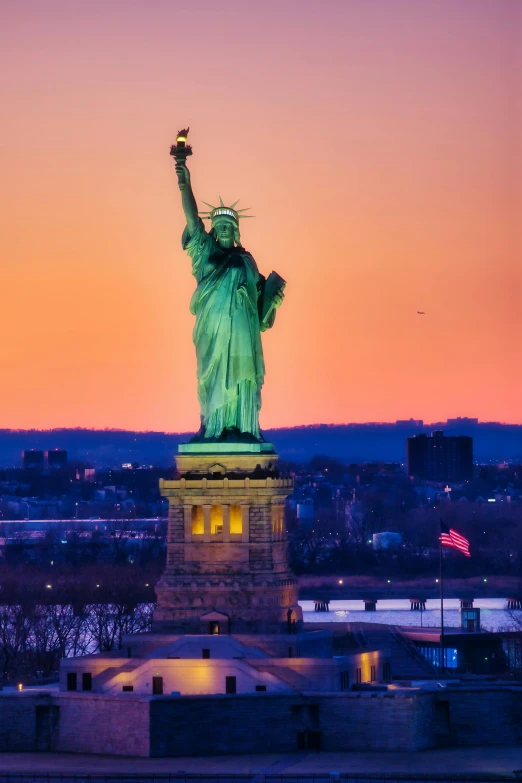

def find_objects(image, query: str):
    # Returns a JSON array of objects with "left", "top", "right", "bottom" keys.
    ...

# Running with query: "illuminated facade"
[{"left": 154, "top": 447, "right": 303, "bottom": 634}]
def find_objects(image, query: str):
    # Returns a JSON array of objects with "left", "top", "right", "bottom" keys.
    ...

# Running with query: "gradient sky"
[{"left": 1, "top": 0, "right": 521, "bottom": 431}]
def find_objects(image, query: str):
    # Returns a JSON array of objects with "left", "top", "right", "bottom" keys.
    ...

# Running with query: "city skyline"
[
  {"left": 1, "top": 0, "right": 521, "bottom": 431},
  {"left": 1, "top": 419, "right": 521, "bottom": 469}
]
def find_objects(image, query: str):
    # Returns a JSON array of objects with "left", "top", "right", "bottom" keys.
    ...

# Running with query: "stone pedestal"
[{"left": 154, "top": 444, "right": 302, "bottom": 634}]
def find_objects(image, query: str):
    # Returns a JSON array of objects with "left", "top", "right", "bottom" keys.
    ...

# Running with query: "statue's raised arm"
[{"left": 175, "top": 162, "right": 199, "bottom": 235}]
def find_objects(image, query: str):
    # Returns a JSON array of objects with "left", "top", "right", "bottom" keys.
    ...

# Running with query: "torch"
[{"left": 170, "top": 128, "right": 193, "bottom": 186}]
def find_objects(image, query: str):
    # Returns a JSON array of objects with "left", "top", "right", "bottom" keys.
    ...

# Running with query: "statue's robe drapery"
[{"left": 182, "top": 220, "right": 276, "bottom": 440}]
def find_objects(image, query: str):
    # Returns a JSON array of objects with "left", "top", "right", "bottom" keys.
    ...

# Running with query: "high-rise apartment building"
[
  {"left": 46, "top": 449, "right": 68, "bottom": 469},
  {"left": 407, "top": 430, "right": 473, "bottom": 482},
  {"left": 22, "top": 450, "right": 45, "bottom": 471}
]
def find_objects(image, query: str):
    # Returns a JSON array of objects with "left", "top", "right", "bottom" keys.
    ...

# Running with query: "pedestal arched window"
[
  {"left": 191, "top": 506, "right": 204, "bottom": 535},
  {"left": 210, "top": 505, "right": 223, "bottom": 535},
  {"left": 229, "top": 504, "right": 243, "bottom": 536}
]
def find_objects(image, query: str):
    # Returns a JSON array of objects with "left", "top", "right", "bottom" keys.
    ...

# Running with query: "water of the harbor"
[{"left": 300, "top": 598, "right": 521, "bottom": 631}]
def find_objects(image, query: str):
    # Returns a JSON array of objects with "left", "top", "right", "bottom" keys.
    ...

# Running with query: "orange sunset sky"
[{"left": 1, "top": 0, "right": 521, "bottom": 432}]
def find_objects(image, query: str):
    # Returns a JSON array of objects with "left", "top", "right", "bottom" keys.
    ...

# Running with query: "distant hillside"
[
  {"left": 1, "top": 421, "right": 521, "bottom": 467},
  {"left": 268, "top": 421, "right": 522, "bottom": 464}
]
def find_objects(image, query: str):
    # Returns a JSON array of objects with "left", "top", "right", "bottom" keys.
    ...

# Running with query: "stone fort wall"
[
  {"left": 436, "top": 687, "right": 522, "bottom": 745},
  {"left": 54, "top": 693, "right": 150, "bottom": 756},
  {"left": 2, "top": 686, "right": 522, "bottom": 756},
  {"left": 0, "top": 694, "right": 51, "bottom": 753},
  {"left": 149, "top": 692, "right": 434, "bottom": 755}
]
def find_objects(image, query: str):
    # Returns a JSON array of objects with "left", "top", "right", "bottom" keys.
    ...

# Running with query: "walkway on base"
[{"left": 348, "top": 622, "right": 437, "bottom": 678}]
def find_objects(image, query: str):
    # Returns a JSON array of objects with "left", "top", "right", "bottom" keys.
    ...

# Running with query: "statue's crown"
[{"left": 200, "top": 197, "right": 254, "bottom": 225}]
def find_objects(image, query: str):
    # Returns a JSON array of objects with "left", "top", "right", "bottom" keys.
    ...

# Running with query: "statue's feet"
[{"left": 189, "top": 426, "right": 265, "bottom": 445}]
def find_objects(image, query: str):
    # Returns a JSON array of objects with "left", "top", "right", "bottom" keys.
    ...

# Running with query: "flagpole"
[{"left": 440, "top": 521, "right": 445, "bottom": 672}]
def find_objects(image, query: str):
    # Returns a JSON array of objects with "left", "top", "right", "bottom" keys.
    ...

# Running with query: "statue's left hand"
[{"left": 272, "top": 291, "right": 285, "bottom": 308}]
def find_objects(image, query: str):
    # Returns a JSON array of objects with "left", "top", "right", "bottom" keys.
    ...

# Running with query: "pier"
[{"left": 313, "top": 599, "right": 330, "bottom": 612}]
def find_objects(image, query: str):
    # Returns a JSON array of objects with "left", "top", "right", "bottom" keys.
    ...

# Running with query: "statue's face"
[{"left": 213, "top": 217, "right": 237, "bottom": 249}]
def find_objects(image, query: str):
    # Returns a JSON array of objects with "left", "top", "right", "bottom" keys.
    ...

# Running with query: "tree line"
[{"left": 0, "top": 563, "right": 154, "bottom": 683}]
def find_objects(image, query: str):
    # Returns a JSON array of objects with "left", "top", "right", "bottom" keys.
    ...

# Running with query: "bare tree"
[
  {"left": 0, "top": 602, "right": 33, "bottom": 681},
  {"left": 85, "top": 601, "right": 152, "bottom": 652}
]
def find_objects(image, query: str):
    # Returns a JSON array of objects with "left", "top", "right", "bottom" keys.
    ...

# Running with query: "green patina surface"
[
  {"left": 178, "top": 441, "right": 276, "bottom": 455},
  {"left": 174, "top": 152, "right": 285, "bottom": 443}
]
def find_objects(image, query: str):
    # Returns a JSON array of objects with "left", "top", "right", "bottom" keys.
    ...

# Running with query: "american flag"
[{"left": 440, "top": 521, "right": 471, "bottom": 557}]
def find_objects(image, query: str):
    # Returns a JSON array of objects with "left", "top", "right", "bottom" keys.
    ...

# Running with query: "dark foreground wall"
[
  {"left": 149, "top": 693, "right": 433, "bottom": 755},
  {"left": 0, "top": 694, "right": 52, "bottom": 752},
  {"left": 1, "top": 687, "right": 522, "bottom": 756},
  {"left": 440, "top": 688, "right": 522, "bottom": 746}
]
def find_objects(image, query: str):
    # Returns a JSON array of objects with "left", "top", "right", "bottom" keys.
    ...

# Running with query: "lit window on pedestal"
[
  {"left": 191, "top": 506, "right": 204, "bottom": 535},
  {"left": 230, "top": 504, "right": 242, "bottom": 535},
  {"left": 272, "top": 505, "right": 283, "bottom": 539},
  {"left": 211, "top": 505, "right": 223, "bottom": 534}
]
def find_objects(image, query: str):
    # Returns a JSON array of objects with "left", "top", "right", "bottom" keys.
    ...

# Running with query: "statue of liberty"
[{"left": 174, "top": 154, "right": 285, "bottom": 443}]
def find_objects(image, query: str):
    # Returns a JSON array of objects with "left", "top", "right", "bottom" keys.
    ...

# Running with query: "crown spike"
[
  {"left": 219, "top": 195, "right": 225, "bottom": 207},
  {"left": 202, "top": 201, "right": 217, "bottom": 210},
  {"left": 229, "top": 200, "right": 240, "bottom": 209}
]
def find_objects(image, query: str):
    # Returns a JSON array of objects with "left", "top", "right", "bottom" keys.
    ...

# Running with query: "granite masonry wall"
[
  {"left": 317, "top": 692, "right": 435, "bottom": 752},
  {"left": 2, "top": 687, "right": 522, "bottom": 756},
  {"left": 0, "top": 694, "right": 54, "bottom": 752},
  {"left": 440, "top": 688, "right": 522, "bottom": 745},
  {"left": 54, "top": 693, "right": 150, "bottom": 756},
  {"left": 149, "top": 692, "right": 435, "bottom": 756},
  {"left": 155, "top": 472, "right": 302, "bottom": 634}
]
